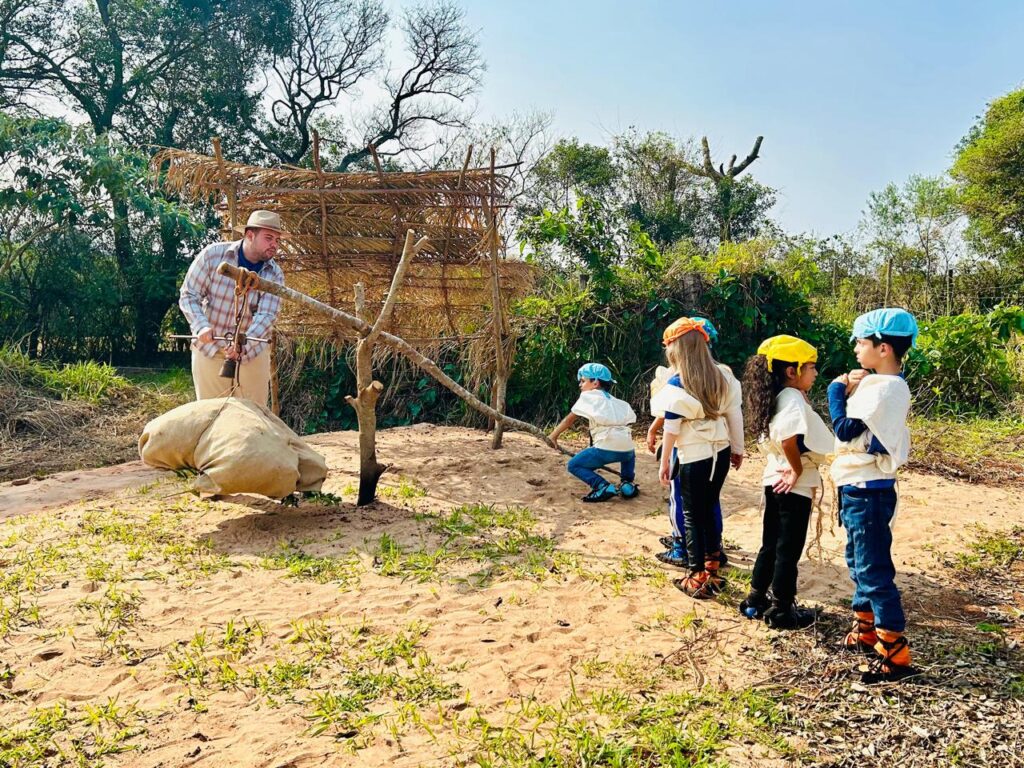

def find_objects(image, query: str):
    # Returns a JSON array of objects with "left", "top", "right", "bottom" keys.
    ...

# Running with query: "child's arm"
[
  {"left": 548, "top": 413, "right": 577, "bottom": 448},
  {"left": 772, "top": 435, "right": 803, "bottom": 494},
  {"left": 646, "top": 416, "right": 665, "bottom": 453},
  {"left": 659, "top": 427, "right": 678, "bottom": 487}
]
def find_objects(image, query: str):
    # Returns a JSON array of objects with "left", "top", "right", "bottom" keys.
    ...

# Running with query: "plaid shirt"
[{"left": 179, "top": 240, "right": 284, "bottom": 362}]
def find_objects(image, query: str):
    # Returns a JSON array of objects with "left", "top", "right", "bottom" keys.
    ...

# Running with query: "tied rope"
[{"left": 228, "top": 268, "right": 262, "bottom": 393}]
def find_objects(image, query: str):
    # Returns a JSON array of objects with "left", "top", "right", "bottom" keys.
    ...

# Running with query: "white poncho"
[{"left": 829, "top": 374, "right": 911, "bottom": 487}]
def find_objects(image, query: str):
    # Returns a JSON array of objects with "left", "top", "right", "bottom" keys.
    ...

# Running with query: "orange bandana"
[{"left": 662, "top": 317, "right": 711, "bottom": 347}]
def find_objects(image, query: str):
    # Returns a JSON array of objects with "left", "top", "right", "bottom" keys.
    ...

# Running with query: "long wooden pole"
[
  {"left": 487, "top": 147, "right": 508, "bottom": 449},
  {"left": 216, "top": 261, "right": 558, "bottom": 450}
]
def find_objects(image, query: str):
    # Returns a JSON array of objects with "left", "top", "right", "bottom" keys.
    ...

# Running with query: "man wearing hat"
[{"left": 178, "top": 210, "right": 286, "bottom": 405}]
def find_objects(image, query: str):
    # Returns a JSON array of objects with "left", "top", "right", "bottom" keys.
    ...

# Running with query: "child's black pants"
[
  {"left": 750, "top": 487, "right": 812, "bottom": 605},
  {"left": 678, "top": 447, "right": 731, "bottom": 570}
]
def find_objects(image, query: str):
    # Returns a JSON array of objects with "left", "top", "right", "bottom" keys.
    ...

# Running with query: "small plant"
[{"left": 261, "top": 542, "right": 362, "bottom": 587}]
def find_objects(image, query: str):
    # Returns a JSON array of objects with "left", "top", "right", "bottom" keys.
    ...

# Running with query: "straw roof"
[{"left": 153, "top": 147, "right": 534, "bottom": 352}]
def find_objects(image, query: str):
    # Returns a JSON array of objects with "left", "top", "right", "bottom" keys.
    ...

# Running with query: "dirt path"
[{"left": 1, "top": 425, "right": 1021, "bottom": 766}]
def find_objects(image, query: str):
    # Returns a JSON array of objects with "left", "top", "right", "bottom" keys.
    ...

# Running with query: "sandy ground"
[{"left": 1, "top": 425, "right": 1022, "bottom": 766}]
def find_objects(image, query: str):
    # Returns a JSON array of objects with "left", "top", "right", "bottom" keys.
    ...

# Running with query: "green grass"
[
  {"left": 121, "top": 367, "right": 193, "bottom": 398},
  {"left": 0, "top": 699, "right": 146, "bottom": 767},
  {"left": 0, "top": 346, "right": 133, "bottom": 403},
  {"left": 261, "top": 543, "right": 363, "bottom": 587},
  {"left": 448, "top": 684, "right": 796, "bottom": 767},
  {"left": 910, "top": 415, "right": 1024, "bottom": 482},
  {"left": 952, "top": 525, "right": 1024, "bottom": 574}
]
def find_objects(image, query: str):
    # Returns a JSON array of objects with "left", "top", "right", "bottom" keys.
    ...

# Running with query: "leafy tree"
[
  {"left": 0, "top": 0, "right": 288, "bottom": 356},
  {"left": 952, "top": 87, "right": 1024, "bottom": 266},
  {"left": 861, "top": 174, "right": 964, "bottom": 313},
  {"left": 530, "top": 138, "right": 619, "bottom": 211},
  {"left": 0, "top": 114, "right": 200, "bottom": 359},
  {"left": 613, "top": 130, "right": 705, "bottom": 248}
]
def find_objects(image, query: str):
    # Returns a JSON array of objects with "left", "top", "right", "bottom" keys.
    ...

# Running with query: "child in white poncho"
[
  {"left": 549, "top": 362, "right": 638, "bottom": 503},
  {"left": 828, "top": 308, "right": 919, "bottom": 684},
  {"left": 740, "top": 335, "right": 833, "bottom": 630},
  {"left": 653, "top": 318, "right": 743, "bottom": 600}
]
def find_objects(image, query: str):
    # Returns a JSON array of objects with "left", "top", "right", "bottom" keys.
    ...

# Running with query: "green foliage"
[
  {"left": 508, "top": 233, "right": 855, "bottom": 424},
  {"left": 953, "top": 87, "right": 1024, "bottom": 265},
  {"left": 0, "top": 115, "right": 203, "bottom": 360},
  {"left": 907, "top": 307, "right": 1024, "bottom": 415},
  {"left": 0, "top": 346, "right": 132, "bottom": 403}
]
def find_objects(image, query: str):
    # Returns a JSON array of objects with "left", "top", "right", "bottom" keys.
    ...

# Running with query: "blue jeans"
[
  {"left": 840, "top": 485, "right": 905, "bottom": 632},
  {"left": 567, "top": 447, "right": 636, "bottom": 490}
]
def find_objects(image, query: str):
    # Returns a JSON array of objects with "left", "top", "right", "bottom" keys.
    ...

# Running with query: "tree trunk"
[{"left": 346, "top": 331, "right": 387, "bottom": 506}]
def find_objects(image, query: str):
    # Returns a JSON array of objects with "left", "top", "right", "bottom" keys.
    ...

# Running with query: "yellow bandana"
[{"left": 757, "top": 335, "right": 818, "bottom": 373}]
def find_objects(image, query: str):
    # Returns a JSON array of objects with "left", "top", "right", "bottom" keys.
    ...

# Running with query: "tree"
[
  {"left": 680, "top": 135, "right": 769, "bottom": 243},
  {"left": 333, "top": 1, "right": 485, "bottom": 171},
  {"left": 861, "top": 175, "right": 963, "bottom": 313},
  {"left": 0, "top": 0, "right": 288, "bottom": 356},
  {"left": 0, "top": 115, "right": 200, "bottom": 358},
  {"left": 530, "top": 138, "right": 618, "bottom": 211},
  {"left": 613, "top": 130, "right": 706, "bottom": 248},
  {"left": 252, "top": 0, "right": 388, "bottom": 164},
  {"left": 952, "top": 87, "right": 1024, "bottom": 267}
]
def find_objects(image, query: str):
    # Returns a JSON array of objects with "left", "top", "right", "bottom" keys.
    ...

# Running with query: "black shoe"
[
  {"left": 619, "top": 481, "right": 639, "bottom": 499},
  {"left": 739, "top": 591, "right": 769, "bottom": 620},
  {"left": 582, "top": 484, "right": 617, "bottom": 503},
  {"left": 659, "top": 534, "right": 683, "bottom": 549},
  {"left": 717, "top": 550, "right": 729, "bottom": 568},
  {"left": 763, "top": 602, "right": 816, "bottom": 630}
]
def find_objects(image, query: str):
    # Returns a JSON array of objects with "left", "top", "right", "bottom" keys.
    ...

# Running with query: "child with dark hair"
[
  {"left": 652, "top": 318, "right": 743, "bottom": 599},
  {"left": 740, "top": 335, "right": 833, "bottom": 629},
  {"left": 550, "top": 363, "right": 639, "bottom": 503},
  {"left": 829, "top": 308, "right": 919, "bottom": 683}
]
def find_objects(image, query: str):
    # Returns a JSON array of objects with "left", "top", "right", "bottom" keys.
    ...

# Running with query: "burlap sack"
[{"left": 138, "top": 397, "right": 327, "bottom": 498}]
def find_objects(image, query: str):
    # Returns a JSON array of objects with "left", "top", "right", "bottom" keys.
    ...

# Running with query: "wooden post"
[
  {"left": 343, "top": 231, "right": 429, "bottom": 506},
  {"left": 211, "top": 137, "right": 237, "bottom": 233},
  {"left": 487, "top": 148, "right": 508, "bottom": 449},
  {"left": 884, "top": 257, "right": 893, "bottom": 305},
  {"left": 946, "top": 267, "right": 954, "bottom": 315}
]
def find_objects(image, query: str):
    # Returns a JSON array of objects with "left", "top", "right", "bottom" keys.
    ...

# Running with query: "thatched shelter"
[{"left": 153, "top": 141, "right": 533, "bottom": 355}]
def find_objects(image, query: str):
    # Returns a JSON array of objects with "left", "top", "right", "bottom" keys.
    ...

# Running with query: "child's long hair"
[
  {"left": 665, "top": 332, "right": 728, "bottom": 419},
  {"left": 742, "top": 356, "right": 796, "bottom": 440}
]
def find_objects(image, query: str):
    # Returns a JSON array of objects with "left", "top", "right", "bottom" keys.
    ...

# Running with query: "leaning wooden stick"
[{"left": 216, "top": 261, "right": 561, "bottom": 451}]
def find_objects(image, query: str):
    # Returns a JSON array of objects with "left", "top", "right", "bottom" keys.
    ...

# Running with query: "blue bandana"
[
  {"left": 691, "top": 316, "right": 719, "bottom": 345},
  {"left": 851, "top": 308, "right": 919, "bottom": 347},
  {"left": 577, "top": 362, "right": 616, "bottom": 383}
]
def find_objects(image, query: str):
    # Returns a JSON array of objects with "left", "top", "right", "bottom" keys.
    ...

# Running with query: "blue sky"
[{"left": 456, "top": 1, "right": 1023, "bottom": 236}]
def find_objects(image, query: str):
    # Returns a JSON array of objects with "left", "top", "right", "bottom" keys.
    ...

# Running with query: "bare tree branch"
[{"left": 337, "top": 0, "right": 483, "bottom": 171}]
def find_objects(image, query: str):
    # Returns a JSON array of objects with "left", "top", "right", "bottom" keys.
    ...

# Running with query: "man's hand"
[
  {"left": 224, "top": 347, "right": 241, "bottom": 361},
  {"left": 772, "top": 467, "right": 800, "bottom": 494},
  {"left": 833, "top": 373, "right": 850, "bottom": 390},
  {"left": 659, "top": 461, "right": 671, "bottom": 487},
  {"left": 730, "top": 452, "right": 744, "bottom": 470},
  {"left": 197, "top": 328, "right": 214, "bottom": 345},
  {"left": 548, "top": 432, "right": 560, "bottom": 449}
]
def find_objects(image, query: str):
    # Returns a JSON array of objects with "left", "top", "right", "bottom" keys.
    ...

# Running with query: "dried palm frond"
[{"left": 152, "top": 148, "right": 535, "bottom": 357}]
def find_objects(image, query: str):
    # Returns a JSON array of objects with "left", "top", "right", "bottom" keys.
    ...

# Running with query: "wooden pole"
[
  {"left": 211, "top": 137, "right": 237, "bottom": 233},
  {"left": 215, "top": 260, "right": 559, "bottom": 451},
  {"left": 487, "top": 148, "right": 509, "bottom": 449}
]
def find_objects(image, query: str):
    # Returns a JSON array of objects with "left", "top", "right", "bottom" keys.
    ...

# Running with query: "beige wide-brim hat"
[{"left": 233, "top": 210, "right": 288, "bottom": 235}]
